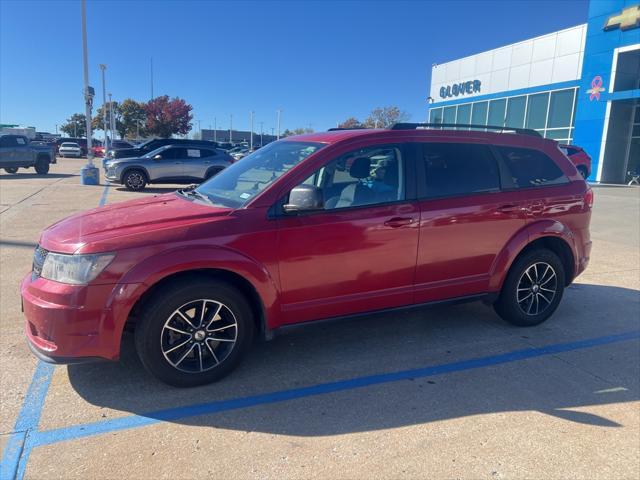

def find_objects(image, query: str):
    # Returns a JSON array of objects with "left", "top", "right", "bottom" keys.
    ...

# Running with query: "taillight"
[{"left": 584, "top": 187, "right": 594, "bottom": 209}]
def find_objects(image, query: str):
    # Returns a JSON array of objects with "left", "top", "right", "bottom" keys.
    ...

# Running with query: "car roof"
[{"left": 282, "top": 127, "right": 551, "bottom": 147}]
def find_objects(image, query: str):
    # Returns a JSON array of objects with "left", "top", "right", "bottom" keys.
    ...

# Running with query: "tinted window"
[
  {"left": 429, "top": 108, "right": 443, "bottom": 124},
  {"left": 160, "top": 148, "right": 186, "bottom": 159},
  {"left": 498, "top": 146, "right": 568, "bottom": 188},
  {"left": 471, "top": 102, "right": 488, "bottom": 126},
  {"left": 200, "top": 149, "right": 216, "bottom": 158},
  {"left": 525, "top": 93, "right": 549, "bottom": 130},
  {"left": 0, "top": 136, "right": 17, "bottom": 147},
  {"left": 443, "top": 106, "right": 456, "bottom": 124},
  {"left": 16, "top": 137, "right": 27, "bottom": 145},
  {"left": 488, "top": 99, "right": 506, "bottom": 126},
  {"left": 421, "top": 143, "right": 500, "bottom": 198},
  {"left": 547, "top": 89, "right": 575, "bottom": 128},
  {"left": 506, "top": 96, "right": 526, "bottom": 128},
  {"left": 456, "top": 104, "right": 471, "bottom": 125}
]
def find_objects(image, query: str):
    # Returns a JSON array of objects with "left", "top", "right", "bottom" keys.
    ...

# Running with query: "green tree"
[
  {"left": 91, "top": 101, "right": 124, "bottom": 138},
  {"left": 363, "top": 106, "right": 409, "bottom": 128},
  {"left": 60, "top": 113, "right": 87, "bottom": 137},
  {"left": 119, "top": 99, "right": 148, "bottom": 139}
]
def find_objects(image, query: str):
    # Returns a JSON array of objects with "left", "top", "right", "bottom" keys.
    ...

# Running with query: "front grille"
[{"left": 32, "top": 245, "right": 48, "bottom": 279}]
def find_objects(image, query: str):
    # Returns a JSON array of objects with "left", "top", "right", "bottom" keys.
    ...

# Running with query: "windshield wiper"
[{"left": 178, "top": 189, "right": 213, "bottom": 204}]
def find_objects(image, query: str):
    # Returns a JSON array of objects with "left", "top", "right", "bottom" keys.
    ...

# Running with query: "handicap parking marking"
[{"left": 0, "top": 182, "right": 111, "bottom": 480}]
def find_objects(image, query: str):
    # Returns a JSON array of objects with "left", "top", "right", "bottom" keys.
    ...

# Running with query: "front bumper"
[{"left": 21, "top": 273, "right": 121, "bottom": 362}]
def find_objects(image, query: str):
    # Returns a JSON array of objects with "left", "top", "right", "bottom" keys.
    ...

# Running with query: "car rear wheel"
[
  {"left": 494, "top": 248, "right": 565, "bottom": 326},
  {"left": 123, "top": 170, "right": 147, "bottom": 191},
  {"left": 577, "top": 165, "right": 588, "bottom": 179},
  {"left": 4, "top": 167, "right": 18, "bottom": 174},
  {"left": 135, "top": 278, "right": 255, "bottom": 387},
  {"left": 34, "top": 157, "right": 49, "bottom": 175}
]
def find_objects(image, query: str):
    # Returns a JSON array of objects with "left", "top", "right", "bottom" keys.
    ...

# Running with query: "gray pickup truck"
[{"left": 0, "top": 134, "right": 55, "bottom": 175}]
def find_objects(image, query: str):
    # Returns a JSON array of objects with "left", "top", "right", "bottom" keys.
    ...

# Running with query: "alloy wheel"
[
  {"left": 516, "top": 262, "right": 557, "bottom": 316},
  {"left": 160, "top": 299, "right": 238, "bottom": 373}
]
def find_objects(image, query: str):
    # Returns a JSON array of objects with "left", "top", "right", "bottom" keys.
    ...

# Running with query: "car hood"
[{"left": 39, "top": 193, "right": 233, "bottom": 254}]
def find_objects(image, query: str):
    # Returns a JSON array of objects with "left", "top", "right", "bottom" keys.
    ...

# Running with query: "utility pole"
[
  {"left": 229, "top": 114, "right": 233, "bottom": 144},
  {"left": 249, "top": 111, "right": 254, "bottom": 150},
  {"left": 99, "top": 64, "right": 108, "bottom": 153},
  {"left": 276, "top": 109, "right": 282, "bottom": 140},
  {"left": 80, "top": 0, "right": 98, "bottom": 184}
]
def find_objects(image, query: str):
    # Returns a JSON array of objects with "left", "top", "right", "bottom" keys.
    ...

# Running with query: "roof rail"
[
  {"left": 390, "top": 123, "right": 542, "bottom": 137},
  {"left": 327, "top": 127, "right": 368, "bottom": 131}
]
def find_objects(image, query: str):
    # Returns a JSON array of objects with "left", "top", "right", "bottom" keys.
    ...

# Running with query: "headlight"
[{"left": 40, "top": 253, "right": 115, "bottom": 285}]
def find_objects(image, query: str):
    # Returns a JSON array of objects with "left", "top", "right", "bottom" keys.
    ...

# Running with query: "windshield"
[
  {"left": 194, "top": 141, "right": 325, "bottom": 208},
  {"left": 61, "top": 143, "right": 78, "bottom": 147}
]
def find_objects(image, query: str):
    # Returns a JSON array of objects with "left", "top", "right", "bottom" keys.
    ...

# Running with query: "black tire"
[
  {"left": 123, "top": 169, "right": 147, "bottom": 191},
  {"left": 577, "top": 165, "right": 588, "bottom": 179},
  {"left": 494, "top": 248, "right": 565, "bottom": 327},
  {"left": 134, "top": 277, "right": 255, "bottom": 387},
  {"left": 34, "top": 157, "right": 50, "bottom": 175},
  {"left": 4, "top": 167, "right": 18, "bottom": 174}
]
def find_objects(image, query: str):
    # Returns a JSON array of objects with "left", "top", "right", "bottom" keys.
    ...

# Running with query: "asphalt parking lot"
[{"left": 1, "top": 158, "right": 639, "bottom": 480}]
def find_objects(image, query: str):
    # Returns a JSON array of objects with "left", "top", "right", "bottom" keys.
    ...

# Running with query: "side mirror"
[
  {"left": 153, "top": 154, "right": 162, "bottom": 160},
  {"left": 283, "top": 185, "right": 324, "bottom": 214}
]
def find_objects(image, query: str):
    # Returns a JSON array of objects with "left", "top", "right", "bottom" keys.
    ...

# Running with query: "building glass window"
[
  {"left": 443, "top": 106, "right": 456, "bottom": 124},
  {"left": 429, "top": 108, "right": 443, "bottom": 124},
  {"left": 456, "top": 104, "right": 472, "bottom": 126},
  {"left": 547, "top": 89, "right": 575, "bottom": 128},
  {"left": 526, "top": 92, "right": 549, "bottom": 130},
  {"left": 505, "top": 96, "right": 526, "bottom": 128},
  {"left": 488, "top": 99, "right": 506, "bottom": 126},
  {"left": 429, "top": 87, "right": 577, "bottom": 141},
  {"left": 471, "top": 101, "right": 488, "bottom": 126}
]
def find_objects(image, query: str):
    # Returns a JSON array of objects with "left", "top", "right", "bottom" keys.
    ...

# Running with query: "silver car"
[{"left": 104, "top": 144, "right": 233, "bottom": 191}]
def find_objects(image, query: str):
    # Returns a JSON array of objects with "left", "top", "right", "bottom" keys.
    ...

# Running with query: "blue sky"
[{"left": 0, "top": 0, "right": 589, "bottom": 136}]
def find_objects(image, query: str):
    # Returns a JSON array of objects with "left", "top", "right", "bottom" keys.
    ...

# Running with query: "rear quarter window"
[
  {"left": 420, "top": 143, "right": 500, "bottom": 198},
  {"left": 497, "top": 146, "right": 568, "bottom": 189}
]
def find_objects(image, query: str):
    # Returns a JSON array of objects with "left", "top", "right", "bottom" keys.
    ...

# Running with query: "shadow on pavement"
[
  {"left": 67, "top": 283, "right": 640, "bottom": 435},
  {"left": 0, "top": 173, "right": 76, "bottom": 179},
  {"left": 114, "top": 186, "right": 182, "bottom": 194}
]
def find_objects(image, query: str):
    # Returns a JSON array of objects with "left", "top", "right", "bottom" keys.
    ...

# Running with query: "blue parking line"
[
  {"left": 25, "top": 330, "right": 640, "bottom": 449},
  {"left": 0, "top": 362, "right": 54, "bottom": 480},
  {"left": 0, "top": 183, "right": 110, "bottom": 480}
]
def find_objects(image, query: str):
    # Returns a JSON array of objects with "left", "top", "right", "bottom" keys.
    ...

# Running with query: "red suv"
[
  {"left": 22, "top": 124, "right": 593, "bottom": 387},
  {"left": 559, "top": 144, "right": 592, "bottom": 179}
]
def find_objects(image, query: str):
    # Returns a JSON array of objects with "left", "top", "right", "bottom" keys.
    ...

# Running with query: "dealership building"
[{"left": 428, "top": 0, "right": 639, "bottom": 183}]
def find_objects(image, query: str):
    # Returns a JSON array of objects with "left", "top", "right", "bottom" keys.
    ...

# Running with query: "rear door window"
[
  {"left": 497, "top": 146, "right": 568, "bottom": 188},
  {"left": 420, "top": 143, "right": 500, "bottom": 198}
]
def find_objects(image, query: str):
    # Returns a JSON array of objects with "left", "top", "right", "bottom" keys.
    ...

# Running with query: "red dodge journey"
[{"left": 22, "top": 124, "right": 593, "bottom": 386}]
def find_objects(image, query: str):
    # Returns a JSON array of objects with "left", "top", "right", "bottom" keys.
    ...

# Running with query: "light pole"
[
  {"left": 276, "top": 109, "right": 282, "bottom": 140},
  {"left": 99, "top": 64, "right": 108, "bottom": 153},
  {"left": 229, "top": 114, "right": 233, "bottom": 144},
  {"left": 80, "top": 0, "right": 98, "bottom": 185},
  {"left": 249, "top": 111, "right": 254, "bottom": 150},
  {"left": 198, "top": 119, "right": 201, "bottom": 139},
  {"left": 260, "top": 121, "right": 263, "bottom": 146},
  {"left": 214, "top": 117, "right": 217, "bottom": 142},
  {"left": 108, "top": 93, "right": 114, "bottom": 140},
  {"left": 55, "top": 124, "right": 58, "bottom": 134}
]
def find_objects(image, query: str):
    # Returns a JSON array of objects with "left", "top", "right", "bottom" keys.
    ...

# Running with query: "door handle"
[
  {"left": 497, "top": 204, "right": 525, "bottom": 213},
  {"left": 384, "top": 217, "right": 415, "bottom": 228}
]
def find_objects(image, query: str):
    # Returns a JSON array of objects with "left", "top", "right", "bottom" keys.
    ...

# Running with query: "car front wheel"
[
  {"left": 494, "top": 248, "right": 565, "bottom": 326},
  {"left": 135, "top": 278, "right": 255, "bottom": 387},
  {"left": 4, "top": 167, "right": 18, "bottom": 174},
  {"left": 123, "top": 170, "right": 147, "bottom": 191}
]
